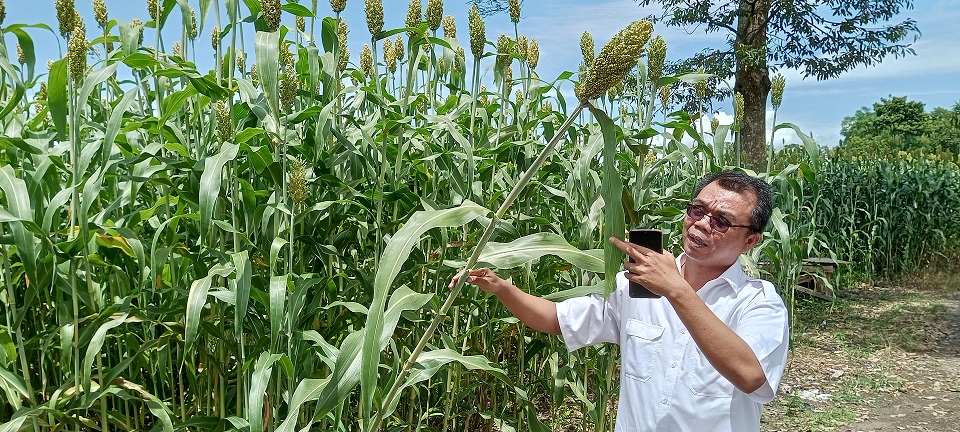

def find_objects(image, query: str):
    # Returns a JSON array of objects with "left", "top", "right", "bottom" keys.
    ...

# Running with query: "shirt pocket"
[
  {"left": 686, "top": 348, "right": 735, "bottom": 398},
  {"left": 622, "top": 318, "right": 664, "bottom": 382}
]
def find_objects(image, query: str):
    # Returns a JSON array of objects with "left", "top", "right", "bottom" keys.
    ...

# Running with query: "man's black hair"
[{"left": 692, "top": 170, "right": 773, "bottom": 233}]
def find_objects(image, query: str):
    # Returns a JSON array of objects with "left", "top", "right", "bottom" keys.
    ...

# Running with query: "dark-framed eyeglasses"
[{"left": 685, "top": 203, "right": 753, "bottom": 233}]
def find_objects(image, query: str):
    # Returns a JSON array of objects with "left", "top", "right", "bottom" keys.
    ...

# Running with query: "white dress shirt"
[{"left": 556, "top": 254, "right": 789, "bottom": 432}]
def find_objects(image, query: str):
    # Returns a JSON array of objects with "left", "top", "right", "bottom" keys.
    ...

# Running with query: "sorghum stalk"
[{"left": 767, "top": 73, "right": 786, "bottom": 172}]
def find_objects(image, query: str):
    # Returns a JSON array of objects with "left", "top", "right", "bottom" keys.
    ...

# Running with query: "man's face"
[{"left": 681, "top": 181, "right": 761, "bottom": 269}]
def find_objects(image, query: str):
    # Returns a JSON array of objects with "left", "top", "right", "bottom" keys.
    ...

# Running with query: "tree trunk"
[{"left": 734, "top": 0, "right": 771, "bottom": 171}]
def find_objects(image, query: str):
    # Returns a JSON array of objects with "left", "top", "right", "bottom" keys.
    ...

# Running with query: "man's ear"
[{"left": 742, "top": 231, "right": 761, "bottom": 253}]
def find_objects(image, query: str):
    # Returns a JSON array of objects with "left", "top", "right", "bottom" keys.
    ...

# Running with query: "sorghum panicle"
[
  {"left": 16, "top": 43, "right": 24, "bottom": 64},
  {"left": 93, "top": 0, "right": 108, "bottom": 28},
  {"left": 442, "top": 15, "right": 455, "bottom": 39},
  {"left": 517, "top": 35, "right": 528, "bottom": 63},
  {"left": 468, "top": 4, "right": 484, "bottom": 58},
  {"left": 47, "top": 59, "right": 54, "bottom": 70},
  {"left": 281, "top": 62, "right": 298, "bottom": 112},
  {"left": 289, "top": 157, "right": 308, "bottom": 209},
  {"left": 508, "top": 0, "right": 520, "bottom": 23},
  {"left": 580, "top": 31, "right": 594, "bottom": 65},
  {"left": 733, "top": 92, "right": 745, "bottom": 126},
  {"left": 172, "top": 42, "right": 181, "bottom": 57},
  {"left": 55, "top": 0, "right": 76, "bottom": 36},
  {"left": 297, "top": 16, "right": 305, "bottom": 32},
  {"left": 189, "top": 10, "right": 198, "bottom": 40},
  {"left": 528, "top": 39, "right": 539, "bottom": 69},
  {"left": 216, "top": 100, "right": 232, "bottom": 143},
  {"left": 515, "top": 89, "right": 523, "bottom": 105},
  {"left": 659, "top": 84, "right": 671, "bottom": 108},
  {"left": 503, "top": 65, "right": 513, "bottom": 95},
  {"left": 647, "top": 35, "right": 666, "bottom": 83},
  {"left": 496, "top": 34, "right": 512, "bottom": 71},
  {"left": 211, "top": 25, "right": 221, "bottom": 50},
  {"left": 261, "top": 0, "right": 282, "bottom": 32},
  {"left": 365, "top": 0, "right": 383, "bottom": 36},
  {"left": 405, "top": 0, "right": 422, "bottom": 37},
  {"left": 710, "top": 117, "right": 720, "bottom": 134},
  {"left": 0, "top": 0, "right": 5, "bottom": 26},
  {"left": 575, "top": 20, "right": 653, "bottom": 102},
  {"left": 67, "top": 17, "right": 87, "bottom": 79},
  {"left": 383, "top": 38, "right": 396, "bottom": 73},
  {"left": 147, "top": 0, "right": 160, "bottom": 21},
  {"left": 35, "top": 81, "right": 48, "bottom": 111},
  {"left": 541, "top": 101, "right": 552, "bottom": 113},
  {"left": 394, "top": 34, "right": 405, "bottom": 61},
  {"left": 360, "top": 43, "right": 373, "bottom": 77},
  {"left": 479, "top": 85, "right": 488, "bottom": 105},
  {"left": 330, "top": 0, "right": 346, "bottom": 13},
  {"left": 237, "top": 51, "right": 246, "bottom": 73},
  {"left": 426, "top": 0, "right": 442, "bottom": 32},
  {"left": 771, "top": 73, "right": 786, "bottom": 109},
  {"left": 694, "top": 67, "right": 708, "bottom": 99},
  {"left": 454, "top": 46, "right": 465, "bottom": 72}
]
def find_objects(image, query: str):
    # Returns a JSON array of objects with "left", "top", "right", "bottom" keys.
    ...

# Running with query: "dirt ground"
[{"left": 762, "top": 271, "right": 960, "bottom": 432}]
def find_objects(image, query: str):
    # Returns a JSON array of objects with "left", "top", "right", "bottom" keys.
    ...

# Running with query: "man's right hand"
[{"left": 448, "top": 268, "right": 506, "bottom": 294}]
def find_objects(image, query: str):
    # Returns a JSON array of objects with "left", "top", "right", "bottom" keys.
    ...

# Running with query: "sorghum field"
[{"left": 1, "top": 0, "right": 959, "bottom": 431}]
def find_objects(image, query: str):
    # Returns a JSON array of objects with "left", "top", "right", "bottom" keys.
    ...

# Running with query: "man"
[{"left": 452, "top": 170, "right": 789, "bottom": 432}]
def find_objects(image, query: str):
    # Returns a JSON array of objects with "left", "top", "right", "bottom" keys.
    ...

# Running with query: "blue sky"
[{"left": 5, "top": 0, "right": 960, "bottom": 147}]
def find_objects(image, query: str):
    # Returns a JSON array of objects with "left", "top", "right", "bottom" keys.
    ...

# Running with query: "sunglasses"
[{"left": 685, "top": 203, "right": 753, "bottom": 233}]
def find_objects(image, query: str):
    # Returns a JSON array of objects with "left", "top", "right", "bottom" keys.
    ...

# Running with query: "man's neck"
[{"left": 681, "top": 258, "right": 730, "bottom": 291}]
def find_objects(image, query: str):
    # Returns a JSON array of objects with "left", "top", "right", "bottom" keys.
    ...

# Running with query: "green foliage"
[{"left": 840, "top": 96, "right": 960, "bottom": 157}]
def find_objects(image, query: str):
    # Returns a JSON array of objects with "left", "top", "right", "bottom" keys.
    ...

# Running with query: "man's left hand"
[{"left": 609, "top": 236, "right": 686, "bottom": 298}]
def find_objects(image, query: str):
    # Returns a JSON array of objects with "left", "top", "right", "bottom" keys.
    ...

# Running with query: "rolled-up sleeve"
[{"left": 557, "top": 273, "right": 626, "bottom": 351}]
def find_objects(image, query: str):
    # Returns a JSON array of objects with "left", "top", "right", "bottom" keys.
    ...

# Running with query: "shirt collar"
[{"left": 677, "top": 253, "right": 748, "bottom": 293}]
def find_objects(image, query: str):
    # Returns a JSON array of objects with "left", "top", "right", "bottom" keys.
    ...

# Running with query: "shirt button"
[
  {"left": 671, "top": 363, "right": 677, "bottom": 369},
  {"left": 680, "top": 329, "right": 686, "bottom": 335},
  {"left": 661, "top": 398, "right": 668, "bottom": 405}
]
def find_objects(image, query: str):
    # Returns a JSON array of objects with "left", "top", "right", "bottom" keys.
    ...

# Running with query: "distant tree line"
[{"left": 839, "top": 96, "right": 960, "bottom": 158}]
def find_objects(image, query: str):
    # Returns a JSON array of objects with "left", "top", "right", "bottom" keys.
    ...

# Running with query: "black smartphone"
[{"left": 628, "top": 228, "right": 663, "bottom": 298}]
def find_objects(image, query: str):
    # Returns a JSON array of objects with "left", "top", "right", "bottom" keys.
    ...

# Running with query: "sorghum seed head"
[
  {"left": 426, "top": 0, "right": 442, "bottom": 32},
  {"left": 619, "top": 103, "right": 628, "bottom": 118},
  {"left": 710, "top": 117, "right": 720, "bottom": 134},
  {"left": 360, "top": 43, "right": 373, "bottom": 77},
  {"left": 580, "top": 31, "right": 594, "bottom": 65},
  {"left": 442, "top": 15, "right": 455, "bottom": 38},
  {"left": 541, "top": 101, "right": 552, "bottom": 113},
  {"left": 405, "top": 0, "right": 421, "bottom": 37},
  {"left": 365, "top": 0, "right": 383, "bottom": 36},
  {"left": 575, "top": 20, "right": 653, "bottom": 102},
  {"left": 147, "top": 0, "right": 161, "bottom": 21},
  {"left": 280, "top": 44, "right": 294, "bottom": 66},
  {"left": 496, "top": 34, "right": 512, "bottom": 71},
  {"left": 338, "top": 47, "right": 349, "bottom": 73},
  {"left": 281, "top": 62, "right": 298, "bottom": 111},
  {"left": 659, "top": 84, "right": 670, "bottom": 108},
  {"left": 733, "top": 92, "right": 744, "bottom": 125},
  {"left": 260, "top": 0, "right": 281, "bottom": 32},
  {"left": 35, "top": 81, "right": 48, "bottom": 110},
  {"left": 383, "top": 38, "right": 396, "bottom": 73},
  {"left": 131, "top": 18, "right": 143, "bottom": 44},
  {"left": 47, "top": 59, "right": 54, "bottom": 70},
  {"left": 237, "top": 51, "right": 246, "bottom": 73},
  {"left": 771, "top": 73, "right": 786, "bottom": 109},
  {"left": 67, "top": 19, "right": 88, "bottom": 78},
  {"left": 296, "top": 16, "right": 305, "bottom": 32},
  {"left": 694, "top": 67, "right": 707, "bottom": 99},
  {"left": 56, "top": 0, "right": 76, "bottom": 36},
  {"left": 394, "top": 34, "right": 405, "bottom": 61},
  {"left": 528, "top": 38, "right": 539, "bottom": 69},
  {"left": 479, "top": 85, "right": 488, "bottom": 105},
  {"left": 437, "top": 56, "right": 447, "bottom": 75},
  {"left": 216, "top": 100, "right": 232, "bottom": 143},
  {"left": 211, "top": 25, "right": 221, "bottom": 50},
  {"left": 468, "top": 4, "right": 484, "bottom": 58},
  {"left": 515, "top": 89, "right": 523, "bottom": 105},
  {"left": 454, "top": 46, "right": 464, "bottom": 71},
  {"left": 330, "top": 0, "right": 346, "bottom": 14},
  {"left": 250, "top": 64, "right": 260, "bottom": 85},
  {"left": 93, "top": 0, "right": 108, "bottom": 28},
  {"left": 189, "top": 10, "right": 198, "bottom": 40},
  {"left": 289, "top": 156, "right": 308, "bottom": 207},
  {"left": 16, "top": 43, "right": 24, "bottom": 64},
  {"left": 0, "top": 0, "right": 5, "bottom": 26},
  {"left": 508, "top": 0, "right": 520, "bottom": 23},
  {"left": 647, "top": 35, "right": 666, "bottom": 83},
  {"left": 517, "top": 35, "right": 527, "bottom": 62},
  {"left": 172, "top": 41, "right": 181, "bottom": 57}
]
